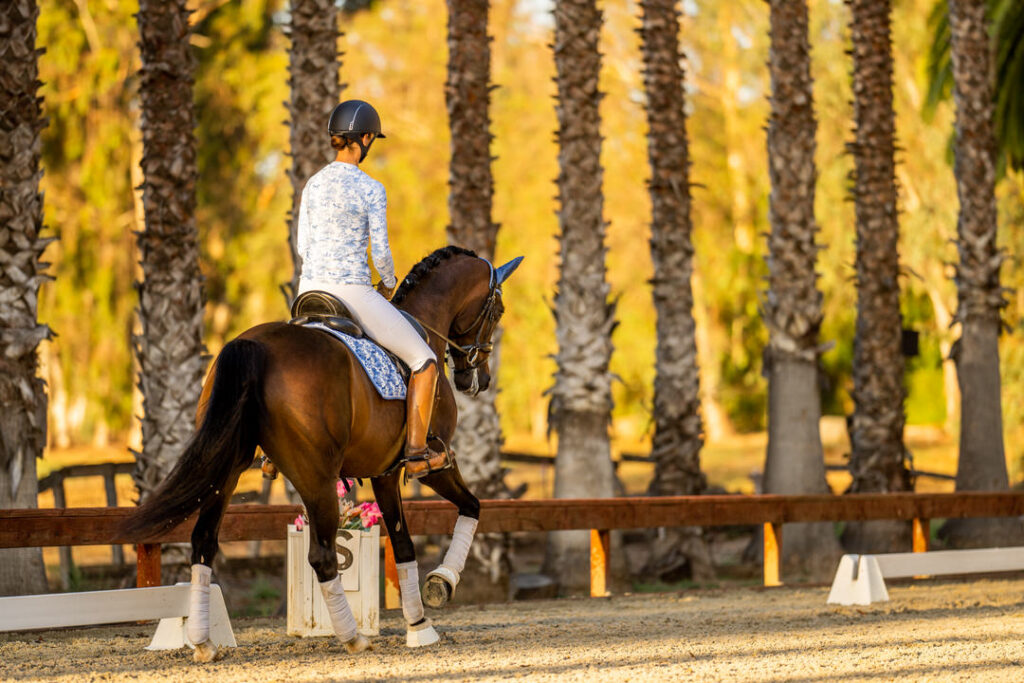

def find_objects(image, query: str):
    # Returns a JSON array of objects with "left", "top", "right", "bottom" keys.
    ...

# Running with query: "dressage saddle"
[{"left": 288, "top": 290, "right": 428, "bottom": 345}]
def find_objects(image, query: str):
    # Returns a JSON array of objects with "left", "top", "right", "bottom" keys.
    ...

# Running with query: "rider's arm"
[
  {"left": 366, "top": 181, "right": 397, "bottom": 289},
  {"left": 296, "top": 184, "right": 311, "bottom": 265}
]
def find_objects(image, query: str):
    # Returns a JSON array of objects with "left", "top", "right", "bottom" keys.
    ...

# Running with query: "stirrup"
[{"left": 404, "top": 447, "right": 450, "bottom": 480}]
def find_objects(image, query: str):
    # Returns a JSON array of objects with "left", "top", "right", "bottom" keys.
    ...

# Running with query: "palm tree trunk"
[
  {"left": 761, "top": 0, "right": 841, "bottom": 580},
  {"left": 543, "top": 0, "right": 618, "bottom": 594},
  {"left": 638, "top": 0, "right": 712, "bottom": 582},
  {"left": 942, "top": 0, "right": 1022, "bottom": 547},
  {"left": 286, "top": 0, "right": 341, "bottom": 301},
  {"left": 133, "top": 0, "right": 208, "bottom": 501},
  {"left": 445, "top": 0, "right": 513, "bottom": 599},
  {"left": 0, "top": 0, "right": 50, "bottom": 595},
  {"left": 842, "top": 0, "right": 912, "bottom": 554}
]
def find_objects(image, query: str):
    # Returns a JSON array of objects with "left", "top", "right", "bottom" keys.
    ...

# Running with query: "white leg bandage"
[
  {"left": 319, "top": 575, "right": 358, "bottom": 642},
  {"left": 442, "top": 515, "right": 478, "bottom": 576},
  {"left": 396, "top": 560, "right": 425, "bottom": 624},
  {"left": 187, "top": 564, "right": 212, "bottom": 645}
]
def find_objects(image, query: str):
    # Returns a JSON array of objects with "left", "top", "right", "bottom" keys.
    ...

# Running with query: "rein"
[{"left": 415, "top": 259, "right": 501, "bottom": 370}]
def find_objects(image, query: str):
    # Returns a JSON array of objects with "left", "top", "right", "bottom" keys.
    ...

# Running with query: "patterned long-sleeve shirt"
[{"left": 296, "top": 162, "right": 397, "bottom": 288}]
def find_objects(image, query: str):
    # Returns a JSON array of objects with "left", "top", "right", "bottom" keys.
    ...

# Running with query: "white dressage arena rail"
[
  {"left": 0, "top": 583, "right": 236, "bottom": 651},
  {"left": 827, "top": 546, "right": 1024, "bottom": 605}
]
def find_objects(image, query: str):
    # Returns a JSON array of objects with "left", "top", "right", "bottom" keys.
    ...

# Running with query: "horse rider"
[{"left": 295, "top": 99, "right": 447, "bottom": 479}]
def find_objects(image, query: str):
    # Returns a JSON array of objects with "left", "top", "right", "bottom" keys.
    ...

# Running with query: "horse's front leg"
[
  {"left": 371, "top": 471, "right": 439, "bottom": 647},
  {"left": 419, "top": 462, "right": 480, "bottom": 609},
  {"left": 305, "top": 483, "right": 372, "bottom": 654}
]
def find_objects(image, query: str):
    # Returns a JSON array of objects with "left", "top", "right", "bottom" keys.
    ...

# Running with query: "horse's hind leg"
[
  {"left": 420, "top": 462, "right": 481, "bottom": 609},
  {"left": 370, "top": 471, "right": 439, "bottom": 647},
  {"left": 187, "top": 462, "right": 247, "bottom": 663},
  {"left": 304, "top": 482, "right": 371, "bottom": 653}
]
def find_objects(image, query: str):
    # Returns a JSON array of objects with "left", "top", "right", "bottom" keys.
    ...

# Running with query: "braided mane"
[{"left": 391, "top": 245, "right": 478, "bottom": 305}]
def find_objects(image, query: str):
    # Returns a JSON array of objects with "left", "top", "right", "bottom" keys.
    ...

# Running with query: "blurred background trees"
[{"left": 28, "top": 0, "right": 1024, "bottom": 492}]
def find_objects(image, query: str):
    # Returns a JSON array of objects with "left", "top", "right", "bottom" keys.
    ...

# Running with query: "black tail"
[{"left": 121, "top": 338, "right": 267, "bottom": 540}]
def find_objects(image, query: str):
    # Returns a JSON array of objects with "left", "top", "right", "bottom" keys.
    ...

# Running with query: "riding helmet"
[{"left": 328, "top": 100, "right": 386, "bottom": 139}]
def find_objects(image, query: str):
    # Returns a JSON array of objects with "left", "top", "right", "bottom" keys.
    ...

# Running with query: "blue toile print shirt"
[{"left": 296, "top": 161, "right": 397, "bottom": 289}]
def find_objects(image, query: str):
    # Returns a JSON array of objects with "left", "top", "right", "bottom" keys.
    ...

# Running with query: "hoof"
[
  {"left": 192, "top": 640, "right": 223, "bottom": 663},
  {"left": 406, "top": 618, "right": 440, "bottom": 648},
  {"left": 343, "top": 633, "right": 373, "bottom": 654},
  {"left": 422, "top": 574, "right": 453, "bottom": 609}
]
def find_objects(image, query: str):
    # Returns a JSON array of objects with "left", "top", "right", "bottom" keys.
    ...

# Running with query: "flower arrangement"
[{"left": 293, "top": 479, "right": 383, "bottom": 532}]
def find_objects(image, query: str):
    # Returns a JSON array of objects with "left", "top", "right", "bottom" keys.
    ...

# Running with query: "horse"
[{"left": 121, "top": 245, "right": 522, "bottom": 661}]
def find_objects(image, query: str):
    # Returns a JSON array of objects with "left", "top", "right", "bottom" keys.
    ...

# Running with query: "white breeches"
[
  {"left": 319, "top": 575, "right": 359, "bottom": 642},
  {"left": 188, "top": 564, "right": 212, "bottom": 645},
  {"left": 299, "top": 280, "right": 435, "bottom": 372},
  {"left": 395, "top": 560, "right": 425, "bottom": 624}
]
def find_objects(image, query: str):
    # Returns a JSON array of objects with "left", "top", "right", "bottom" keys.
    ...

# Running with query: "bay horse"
[{"left": 121, "top": 246, "right": 522, "bottom": 661}]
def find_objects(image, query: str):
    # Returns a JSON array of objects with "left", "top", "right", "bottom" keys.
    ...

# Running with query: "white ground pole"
[
  {"left": 0, "top": 583, "right": 235, "bottom": 652},
  {"left": 426, "top": 515, "right": 478, "bottom": 593},
  {"left": 396, "top": 560, "right": 440, "bottom": 647},
  {"left": 827, "top": 547, "right": 1024, "bottom": 606}
]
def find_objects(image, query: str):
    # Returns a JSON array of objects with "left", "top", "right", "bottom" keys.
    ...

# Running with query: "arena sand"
[{"left": 3, "top": 576, "right": 1024, "bottom": 682}]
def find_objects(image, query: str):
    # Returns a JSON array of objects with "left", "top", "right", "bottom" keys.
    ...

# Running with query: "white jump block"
[
  {"left": 0, "top": 583, "right": 235, "bottom": 651},
  {"left": 828, "top": 546, "right": 1024, "bottom": 606}
]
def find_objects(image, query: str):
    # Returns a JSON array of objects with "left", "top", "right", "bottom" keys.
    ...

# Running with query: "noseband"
[{"left": 418, "top": 260, "right": 502, "bottom": 371}]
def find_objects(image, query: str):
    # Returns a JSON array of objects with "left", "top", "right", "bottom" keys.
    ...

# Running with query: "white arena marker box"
[
  {"left": 287, "top": 523, "right": 380, "bottom": 637},
  {"left": 827, "top": 546, "right": 1024, "bottom": 606}
]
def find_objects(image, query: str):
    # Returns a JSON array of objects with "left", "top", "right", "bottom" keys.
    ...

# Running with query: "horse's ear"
[{"left": 495, "top": 256, "right": 524, "bottom": 285}]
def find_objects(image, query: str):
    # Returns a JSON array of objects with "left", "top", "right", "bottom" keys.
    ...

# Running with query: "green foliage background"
[{"left": 35, "top": 0, "right": 1024, "bottom": 472}]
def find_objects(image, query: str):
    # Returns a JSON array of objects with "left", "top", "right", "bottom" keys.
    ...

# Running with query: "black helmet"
[{"left": 328, "top": 100, "right": 386, "bottom": 139}]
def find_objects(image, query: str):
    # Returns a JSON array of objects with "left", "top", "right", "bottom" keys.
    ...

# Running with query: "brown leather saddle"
[{"left": 289, "top": 290, "right": 428, "bottom": 346}]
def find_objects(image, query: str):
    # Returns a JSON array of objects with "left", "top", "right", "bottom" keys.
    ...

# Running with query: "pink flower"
[
  {"left": 358, "top": 502, "right": 382, "bottom": 527},
  {"left": 336, "top": 478, "right": 356, "bottom": 497},
  {"left": 294, "top": 515, "right": 305, "bottom": 531}
]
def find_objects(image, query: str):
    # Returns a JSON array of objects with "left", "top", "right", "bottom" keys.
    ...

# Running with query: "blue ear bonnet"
[{"left": 494, "top": 256, "right": 524, "bottom": 286}]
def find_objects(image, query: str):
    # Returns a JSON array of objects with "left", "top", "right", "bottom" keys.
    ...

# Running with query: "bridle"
[{"left": 417, "top": 260, "right": 503, "bottom": 371}]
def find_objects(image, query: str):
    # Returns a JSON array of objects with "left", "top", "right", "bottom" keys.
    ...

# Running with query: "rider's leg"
[{"left": 404, "top": 360, "right": 448, "bottom": 478}]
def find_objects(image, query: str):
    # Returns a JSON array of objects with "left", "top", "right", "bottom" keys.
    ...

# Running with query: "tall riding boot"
[{"left": 405, "top": 360, "right": 447, "bottom": 479}]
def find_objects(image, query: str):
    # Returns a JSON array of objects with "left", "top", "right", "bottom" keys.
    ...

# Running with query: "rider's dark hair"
[
  {"left": 392, "top": 246, "right": 478, "bottom": 305},
  {"left": 330, "top": 134, "right": 360, "bottom": 152}
]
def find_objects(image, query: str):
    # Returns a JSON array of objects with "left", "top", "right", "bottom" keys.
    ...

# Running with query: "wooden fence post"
[
  {"left": 136, "top": 543, "right": 161, "bottom": 587},
  {"left": 912, "top": 518, "right": 929, "bottom": 553},
  {"left": 102, "top": 465, "right": 124, "bottom": 568},
  {"left": 590, "top": 528, "right": 610, "bottom": 597},
  {"left": 763, "top": 522, "right": 782, "bottom": 587},
  {"left": 384, "top": 536, "right": 400, "bottom": 610},
  {"left": 51, "top": 473, "right": 74, "bottom": 590}
]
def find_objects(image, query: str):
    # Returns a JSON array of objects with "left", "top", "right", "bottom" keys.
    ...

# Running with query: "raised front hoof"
[
  {"left": 422, "top": 574, "right": 453, "bottom": 609},
  {"left": 342, "top": 633, "right": 373, "bottom": 654},
  {"left": 406, "top": 618, "right": 440, "bottom": 648},
  {"left": 192, "top": 640, "right": 224, "bottom": 663}
]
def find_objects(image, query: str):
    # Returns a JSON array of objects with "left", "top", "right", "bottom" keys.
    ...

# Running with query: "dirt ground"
[{"left": 3, "top": 576, "right": 1024, "bottom": 682}]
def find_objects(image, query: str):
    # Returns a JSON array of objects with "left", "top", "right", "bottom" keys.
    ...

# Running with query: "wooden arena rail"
[{"left": 2, "top": 492, "right": 1023, "bottom": 596}]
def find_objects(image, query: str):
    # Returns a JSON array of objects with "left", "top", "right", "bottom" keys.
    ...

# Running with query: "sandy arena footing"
[{"left": 3, "top": 576, "right": 1024, "bottom": 682}]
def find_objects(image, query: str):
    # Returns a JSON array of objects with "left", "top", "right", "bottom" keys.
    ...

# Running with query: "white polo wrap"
[
  {"left": 396, "top": 560, "right": 425, "bottom": 624},
  {"left": 187, "top": 564, "right": 212, "bottom": 645},
  {"left": 442, "top": 515, "right": 478, "bottom": 576},
  {"left": 319, "top": 575, "right": 358, "bottom": 642}
]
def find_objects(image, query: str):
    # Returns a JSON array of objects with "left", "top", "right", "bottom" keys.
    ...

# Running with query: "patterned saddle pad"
[{"left": 303, "top": 321, "right": 407, "bottom": 401}]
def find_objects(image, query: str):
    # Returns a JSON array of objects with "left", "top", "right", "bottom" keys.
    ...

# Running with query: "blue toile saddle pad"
[{"left": 303, "top": 322, "right": 407, "bottom": 401}]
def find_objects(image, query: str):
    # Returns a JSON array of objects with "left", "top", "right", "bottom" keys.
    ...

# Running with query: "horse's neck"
[{"left": 397, "top": 271, "right": 468, "bottom": 357}]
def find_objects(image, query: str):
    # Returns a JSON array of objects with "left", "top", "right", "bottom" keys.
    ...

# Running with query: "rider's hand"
[{"left": 376, "top": 280, "right": 395, "bottom": 299}]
